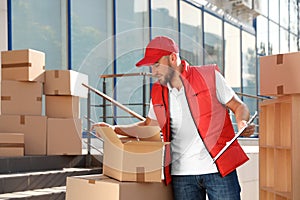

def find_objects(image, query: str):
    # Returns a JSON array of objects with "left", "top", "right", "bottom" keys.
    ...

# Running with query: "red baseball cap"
[{"left": 136, "top": 36, "right": 179, "bottom": 67}]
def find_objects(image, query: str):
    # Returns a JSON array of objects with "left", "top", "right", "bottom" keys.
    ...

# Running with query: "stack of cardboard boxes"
[
  {"left": 0, "top": 49, "right": 88, "bottom": 156},
  {"left": 44, "top": 70, "right": 88, "bottom": 155},
  {"left": 259, "top": 52, "right": 300, "bottom": 199},
  {"left": 66, "top": 127, "right": 174, "bottom": 200},
  {"left": 0, "top": 49, "right": 46, "bottom": 156}
]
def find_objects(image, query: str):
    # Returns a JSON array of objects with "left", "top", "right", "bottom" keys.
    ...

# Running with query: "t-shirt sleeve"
[
  {"left": 215, "top": 71, "right": 238, "bottom": 104},
  {"left": 147, "top": 99, "right": 158, "bottom": 120}
]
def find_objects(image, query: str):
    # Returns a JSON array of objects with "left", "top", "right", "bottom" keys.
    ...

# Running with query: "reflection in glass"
[
  {"left": 290, "top": 33, "right": 298, "bottom": 52},
  {"left": 254, "top": 0, "right": 268, "bottom": 17},
  {"left": 280, "top": 0, "right": 289, "bottom": 29},
  {"left": 280, "top": 28, "right": 289, "bottom": 53},
  {"left": 290, "top": 0, "right": 298, "bottom": 34},
  {"left": 180, "top": 1, "right": 203, "bottom": 65},
  {"left": 269, "top": 0, "right": 279, "bottom": 23},
  {"left": 242, "top": 31, "right": 257, "bottom": 118},
  {"left": 204, "top": 13, "right": 223, "bottom": 72},
  {"left": 12, "top": 0, "right": 67, "bottom": 69},
  {"left": 256, "top": 16, "right": 268, "bottom": 56},
  {"left": 71, "top": 0, "right": 113, "bottom": 125},
  {"left": 224, "top": 23, "right": 241, "bottom": 92},
  {"left": 151, "top": 0, "right": 178, "bottom": 41},
  {"left": 115, "top": 0, "right": 150, "bottom": 124},
  {"left": 269, "top": 22, "right": 279, "bottom": 55}
]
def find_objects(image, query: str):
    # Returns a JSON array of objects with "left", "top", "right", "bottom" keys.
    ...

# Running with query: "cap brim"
[{"left": 135, "top": 56, "right": 161, "bottom": 67}]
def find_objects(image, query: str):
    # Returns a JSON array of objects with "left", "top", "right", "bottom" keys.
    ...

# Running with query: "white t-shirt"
[{"left": 148, "top": 71, "right": 237, "bottom": 175}]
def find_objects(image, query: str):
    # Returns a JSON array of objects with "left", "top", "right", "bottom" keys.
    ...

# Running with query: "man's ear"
[
  {"left": 169, "top": 52, "right": 177, "bottom": 64},
  {"left": 169, "top": 52, "right": 181, "bottom": 67}
]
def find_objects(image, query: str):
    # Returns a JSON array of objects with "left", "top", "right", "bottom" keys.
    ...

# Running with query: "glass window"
[
  {"left": 269, "top": 21, "right": 279, "bottom": 55},
  {"left": 290, "top": 33, "right": 298, "bottom": 52},
  {"left": 179, "top": 1, "right": 203, "bottom": 65},
  {"left": 290, "top": 0, "right": 298, "bottom": 34},
  {"left": 253, "top": 0, "right": 268, "bottom": 17},
  {"left": 115, "top": 0, "right": 150, "bottom": 124},
  {"left": 280, "top": 28, "right": 289, "bottom": 53},
  {"left": 224, "top": 23, "right": 241, "bottom": 92},
  {"left": 71, "top": 0, "right": 113, "bottom": 124},
  {"left": 72, "top": 0, "right": 113, "bottom": 72},
  {"left": 204, "top": 12, "right": 223, "bottom": 72},
  {"left": 242, "top": 31, "right": 257, "bottom": 118},
  {"left": 256, "top": 16, "right": 268, "bottom": 56},
  {"left": 269, "top": 0, "right": 279, "bottom": 23},
  {"left": 151, "top": 0, "right": 179, "bottom": 42},
  {"left": 11, "top": 0, "right": 67, "bottom": 69},
  {"left": 280, "top": 0, "right": 289, "bottom": 29}
]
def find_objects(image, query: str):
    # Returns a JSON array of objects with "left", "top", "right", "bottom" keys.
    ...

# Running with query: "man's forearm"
[
  {"left": 234, "top": 102, "right": 250, "bottom": 129},
  {"left": 113, "top": 117, "right": 158, "bottom": 137}
]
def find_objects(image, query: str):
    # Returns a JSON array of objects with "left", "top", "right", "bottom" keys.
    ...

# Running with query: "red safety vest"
[{"left": 151, "top": 60, "right": 249, "bottom": 185}]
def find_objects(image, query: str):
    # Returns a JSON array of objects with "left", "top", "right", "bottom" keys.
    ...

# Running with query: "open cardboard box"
[{"left": 95, "top": 126, "right": 168, "bottom": 182}]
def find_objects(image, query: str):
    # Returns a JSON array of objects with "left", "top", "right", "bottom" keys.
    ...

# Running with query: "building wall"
[{"left": 1, "top": 0, "right": 299, "bottom": 129}]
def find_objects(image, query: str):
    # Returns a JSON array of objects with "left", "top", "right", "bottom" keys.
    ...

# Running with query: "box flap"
[
  {"left": 96, "top": 126, "right": 169, "bottom": 146},
  {"left": 95, "top": 127, "right": 123, "bottom": 148}
]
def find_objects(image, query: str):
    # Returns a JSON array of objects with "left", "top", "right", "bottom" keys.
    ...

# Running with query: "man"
[{"left": 94, "top": 36, "right": 255, "bottom": 200}]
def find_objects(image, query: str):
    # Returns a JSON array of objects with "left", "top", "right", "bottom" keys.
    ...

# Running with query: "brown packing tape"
[
  {"left": 1, "top": 96, "right": 11, "bottom": 101},
  {"left": 136, "top": 167, "right": 145, "bottom": 182},
  {"left": 276, "top": 54, "right": 284, "bottom": 64},
  {"left": 88, "top": 180, "right": 96, "bottom": 184},
  {"left": 36, "top": 97, "right": 42, "bottom": 101},
  {"left": 54, "top": 90, "right": 59, "bottom": 95},
  {"left": 54, "top": 70, "right": 59, "bottom": 78},
  {"left": 20, "top": 116, "right": 25, "bottom": 125},
  {"left": 277, "top": 85, "right": 284, "bottom": 95},
  {"left": 0, "top": 143, "right": 25, "bottom": 148},
  {"left": 1, "top": 63, "right": 32, "bottom": 68}
]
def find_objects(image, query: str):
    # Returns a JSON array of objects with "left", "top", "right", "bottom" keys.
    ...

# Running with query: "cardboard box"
[
  {"left": 0, "top": 53, "right": 1, "bottom": 115},
  {"left": 47, "top": 118, "right": 82, "bottom": 155},
  {"left": 260, "top": 52, "right": 300, "bottom": 96},
  {"left": 1, "top": 49, "right": 45, "bottom": 82},
  {"left": 95, "top": 126, "right": 166, "bottom": 182},
  {"left": 45, "top": 95, "right": 80, "bottom": 118},
  {"left": 66, "top": 174, "right": 173, "bottom": 200},
  {"left": 1, "top": 80, "right": 43, "bottom": 115},
  {"left": 0, "top": 81, "right": 1, "bottom": 115},
  {"left": 44, "top": 70, "right": 88, "bottom": 98},
  {"left": 0, "top": 115, "right": 47, "bottom": 155},
  {"left": 0, "top": 133, "right": 24, "bottom": 157}
]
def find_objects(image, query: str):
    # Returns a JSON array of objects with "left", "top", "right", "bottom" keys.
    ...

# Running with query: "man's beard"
[{"left": 158, "top": 65, "right": 175, "bottom": 86}]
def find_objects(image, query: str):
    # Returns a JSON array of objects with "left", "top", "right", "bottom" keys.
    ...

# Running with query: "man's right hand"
[
  {"left": 91, "top": 122, "right": 115, "bottom": 138},
  {"left": 91, "top": 122, "right": 114, "bottom": 131}
]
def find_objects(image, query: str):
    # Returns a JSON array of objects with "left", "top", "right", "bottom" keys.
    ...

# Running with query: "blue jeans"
[{"left": 172, "top": 171, "right": 241, "bottom": 200}]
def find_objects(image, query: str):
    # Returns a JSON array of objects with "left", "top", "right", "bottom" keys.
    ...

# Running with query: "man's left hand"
[{"left": 238, "top": 120, "right": 256, "bottom": 137}]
